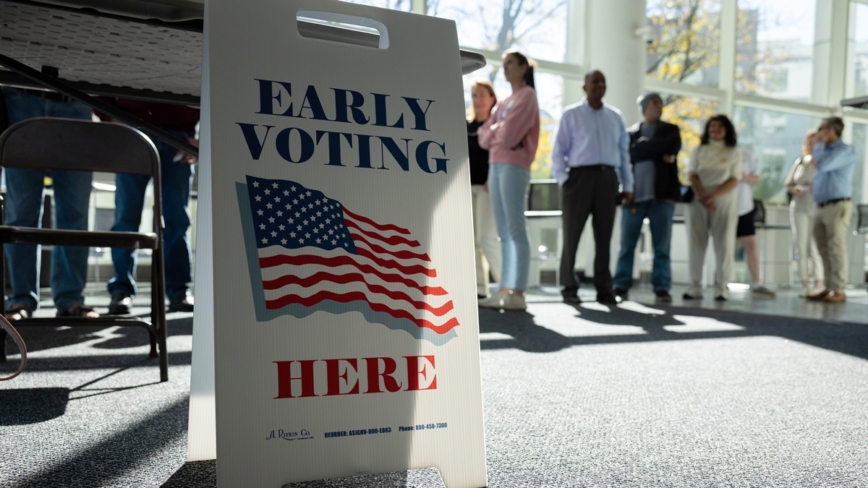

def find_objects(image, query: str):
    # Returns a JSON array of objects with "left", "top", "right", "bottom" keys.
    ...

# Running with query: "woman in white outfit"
[
  {"left": 784, "top": 130, "right": 824, "bottom": 296},
  {"left": 467, "top": 80, "right": 503, "bottom": 298},
  {"left": 684, "top": 115, "right": 742, "bottom": 301}
]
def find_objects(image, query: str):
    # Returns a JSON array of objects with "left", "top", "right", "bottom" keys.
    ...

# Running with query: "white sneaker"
[
  {"left": 500, "top": 292, "right": 527, "bottom": 311},
  {"left": 478, "top": 293, "right": 505, "bottom": 309}
]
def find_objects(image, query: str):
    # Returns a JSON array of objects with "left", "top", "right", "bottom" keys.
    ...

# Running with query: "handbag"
[
  {"left": 682, "top": 186, "right": 695, "bottom": 203},
  {"left": 0, "top": 314, "right": 27, "bottom": 380}
]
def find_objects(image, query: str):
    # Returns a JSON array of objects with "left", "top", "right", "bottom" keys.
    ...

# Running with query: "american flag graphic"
[{"left": 240, "top": 176, "right": 459, "bottom": 341}]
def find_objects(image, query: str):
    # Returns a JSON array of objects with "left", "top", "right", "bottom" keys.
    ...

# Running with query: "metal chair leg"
[{"left": 149, "top": 329, "right": 158, "bottom": 358}]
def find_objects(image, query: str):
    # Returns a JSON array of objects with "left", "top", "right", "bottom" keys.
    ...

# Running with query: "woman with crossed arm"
[{"left": 477, "top": 50, "right": 540, "bottom": 311}]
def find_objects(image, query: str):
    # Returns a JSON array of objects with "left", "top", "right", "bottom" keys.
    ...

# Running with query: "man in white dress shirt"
[{"left": 552, "top": 71, "right": 633, "bottom": 305}]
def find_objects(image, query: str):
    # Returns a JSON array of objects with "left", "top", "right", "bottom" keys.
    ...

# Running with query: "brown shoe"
[
  {"left": 806, "top": 289, "right": 831, "bottom": 301},
  {"left": 823, "top": 291, "right": 847, "bottom": 303}
]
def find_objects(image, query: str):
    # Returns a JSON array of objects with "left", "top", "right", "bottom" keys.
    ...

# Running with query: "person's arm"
[
  {"left": 552, "top": 114, "right": 572, "bottom": 186},
  {"left": 816, "top": 146, "right": 856, "bottom": 173},
  {"left": 616, "top": 116, "right": 634, "bottom": 200},
  {"left": 477, "top": 112, "right": 496, "bottom": 150},
  {"left": 783, "top": 158, "right": 802, "bottom": 195},
  {"left": 629, "top": 123, "right": 682, "bottom": 161},
  {"left": 739, "top": 150, "right": 760, "bottom": 185},
  {"left": 687, "top": 146, "right": 706, "bottom": 197},
  {"left": 710, "top": 177, "right": 739, "bottom": 198},
  {"left": 742, "top": 173, "right": 761, "bottom": 186},
  {"left": 490, "top": 89, "right": 538, "bottom": 151},
  {"left": 689, "top": 174, "right": 707, "bottom": 198}
]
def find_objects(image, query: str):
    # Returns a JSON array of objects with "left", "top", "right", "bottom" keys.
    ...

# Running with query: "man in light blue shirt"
[
  {"left": 552, "top": 70, "right": 633, "bottom": 305},
  {"left": 807, "top": 116, "right": 855, "bottom": 303}
]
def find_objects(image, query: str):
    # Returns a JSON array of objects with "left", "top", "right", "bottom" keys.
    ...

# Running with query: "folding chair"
[{"left": 0, "top": 117, "right": 168, "bottom": 381}]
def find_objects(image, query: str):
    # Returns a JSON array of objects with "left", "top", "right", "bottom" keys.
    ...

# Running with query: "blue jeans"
[
  {"left": 489, "top": 163, "right": 530, "bottom": 290},
  {"left": 107, "top": 130, "right": 194, "bottom": 301},
  {"left": 2, "top": 88, "right": 94, "bottom": 312},
  {"left": 613, "top": 200, "right": 674, "bottom": 292}
]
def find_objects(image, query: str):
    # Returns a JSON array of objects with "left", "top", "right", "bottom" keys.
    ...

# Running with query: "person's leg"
[
  {"left": 559, "top": 170, "right": 592, "bottom": 296},
  {"left": 42, "top": 93, "right": 97, "bottom": 314},
  {"left": 471, "top": 185, "right": 490, "bottom": 296},
  {"left": 488, "top": 165, "right": 515, "bottom": 290},
  {"left": 3, "top": 168, "right": 45, "bottom": 312},
  {"left": 497, "top": 164, "right": 530, "bottom": 292},
  {"left": 107, "top": 173, "right": 150, "bottom": 299},
  {"left": 813, "top": 208, "right": 831, "bottom": 292},
  {"left": 825, "top": 202, "right": 852, "bottom": 293},
  {"left": 2, "top": 88, "right": 48, "bottom": 313},
  {"left": 806, "top": 212, "right": 823, "bottom": 287},
  {"left": 740, "top": 234, "right": 761, "bottom": 284},
  {"left": 612, "top": 202, "right": 646, "bottom": 293},
  {"left": 791, "top": 208, "right": 810, "bottom": 286},
  {"left": 158, "top": 134, "right": 194, "bottom": 302},
  {"left": 711, "top": 195, "right": 738, "bottom": 298},
  {"left": 49, "top": 170, "right": 93, "bottom": 312},
  {"left": 685, "top": 202, "right": 709, "bottom": 297},
  {"left": 476, "top": 183, "right": 502, "bottom": 285},
  {"left": 590, "top": 170, "right": 618, "bottom": 297},
  {"left": 647, "top": 200, "right": 675, "bottom": 292}
]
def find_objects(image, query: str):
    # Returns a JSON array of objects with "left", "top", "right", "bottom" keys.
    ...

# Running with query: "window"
[
  {"left": 733, "top": 106, "right": 821, "bottom": 204},
  {"left": 431, "top": 0, "right": 567, "bottom": 63},
  {"left": 849, "top": 3, "right": 868, "bottom": 98},
  {"left": 646, "top": 0, "right": 722, "bottom": 88},
  {"left": 736, "top": 0, "right": 816, "bottom": 102}
]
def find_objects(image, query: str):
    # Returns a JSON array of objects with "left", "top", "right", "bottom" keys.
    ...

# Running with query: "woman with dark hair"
[
  {"left": 477, "top": 50, "right": 540, "bottom": 311},
  {"left": 467, "top": 80, "right": 502, "bottom": 298},
  {"left": 684, "top": 114, "right": 742, "bottom": 301}
]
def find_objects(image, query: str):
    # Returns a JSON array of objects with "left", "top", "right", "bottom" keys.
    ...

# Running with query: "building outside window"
[
  {"left": 848, "top": 2, "right": 868, "bottom": 98},
  {"left": 646, "top": 0, "right": 723, "bottom": 88},
  {"left": 736, "top": 0, "right": 816, "bottom": 102}
]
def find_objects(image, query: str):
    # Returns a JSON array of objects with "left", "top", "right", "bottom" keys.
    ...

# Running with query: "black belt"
[
  {"left": 818, "top": 198, "right": 850, "bottom": 208},
  {"left": 570, "top": 164, "right": 613, "bottom": 171}
]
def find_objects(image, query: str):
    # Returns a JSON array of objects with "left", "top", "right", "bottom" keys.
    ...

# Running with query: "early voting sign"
[{"left": 189, "top": 0, "right": 487, "bottom": 486}]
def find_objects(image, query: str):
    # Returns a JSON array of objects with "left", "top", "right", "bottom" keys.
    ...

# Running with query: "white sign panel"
[{"left": 193, "top": 0, "right": 487, "bottom": 486}]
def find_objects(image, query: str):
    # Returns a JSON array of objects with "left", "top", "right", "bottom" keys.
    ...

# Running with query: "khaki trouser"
[
  {"left": 471, "top": 184, "right": 502, "bottom": 295},
  {"left": 686, "top": 191, "right": 739, "bottom": 297},
  {"left": 790, "top": 209, "right": 823, "bottom": 283},
  {"left": 813, "top": 200, "right": 852, "bottom": 292}
]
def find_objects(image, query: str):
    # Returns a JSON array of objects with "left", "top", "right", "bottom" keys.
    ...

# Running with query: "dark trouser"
[{"left": 559, "top": 166, "right": 619, "bottom": 295}]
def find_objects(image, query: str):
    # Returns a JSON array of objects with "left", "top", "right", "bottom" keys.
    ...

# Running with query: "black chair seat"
[{"left": 0, "top": 227, "right": 157, "bottom": 249}]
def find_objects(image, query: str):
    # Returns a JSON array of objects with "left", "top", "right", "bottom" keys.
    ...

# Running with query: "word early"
[{"left": 236, "top": 79, "right": 450, "bottom": 174}]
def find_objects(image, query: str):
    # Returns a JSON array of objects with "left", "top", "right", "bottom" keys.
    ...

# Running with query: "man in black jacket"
[{"left": 612, "top": 93, "right": 682, "bottom": 302}]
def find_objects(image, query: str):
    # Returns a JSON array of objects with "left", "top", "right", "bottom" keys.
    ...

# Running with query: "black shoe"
[
  {"left": 714, "top": 295, "right": 727, "bottom": 302},
  {"left": 655, "top": 290, "right": 672, "bottom": 303},
  {"left": 612, "top": 287, "right": 629, "bottom": 300},
  {"left": 682, "top": 292, "right": 702, "bottom": 300},
  {"left": 477, "top": 294, "right": 488, "bottom": 299},
  {"left": 562, "top": 286, "right": 581, "bottom": 304},
  {"left": 597, "top": 293, "right": 618, "bottom": 305},
  {"left": 108, "top": 294, "right": 132, "bottom": 315},
  {"left": 168, "top": 293, "right": 194, "bottom": 312}
]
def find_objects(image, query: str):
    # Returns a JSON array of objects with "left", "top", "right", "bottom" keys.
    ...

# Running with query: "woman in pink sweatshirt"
[{"left": 477, "top": 50, "right": 541, "bottom": 311}]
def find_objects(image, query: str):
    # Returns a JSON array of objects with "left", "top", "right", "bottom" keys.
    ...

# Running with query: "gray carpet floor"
[{"left": 2, "top": 292, "right": 868, "bottom": 487}]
